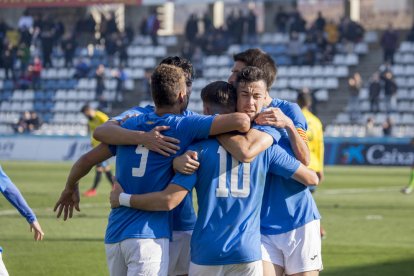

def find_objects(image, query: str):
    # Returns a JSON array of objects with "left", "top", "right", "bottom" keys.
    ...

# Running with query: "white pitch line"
[{"left": 317, "top": 187, "right": 398, "bottom": 195}]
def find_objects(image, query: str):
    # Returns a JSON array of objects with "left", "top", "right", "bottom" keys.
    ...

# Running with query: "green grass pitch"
[{"left": 0, "top": 161, "right": 413, "bottom": 276}]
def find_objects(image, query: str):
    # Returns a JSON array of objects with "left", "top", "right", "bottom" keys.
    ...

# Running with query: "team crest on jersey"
[{"left": 145, "top": 121, "right": 155, "bottom": 125}]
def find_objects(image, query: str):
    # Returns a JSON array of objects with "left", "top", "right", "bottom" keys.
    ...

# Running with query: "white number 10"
[
  {"left": 132, "top": 145, "right": 149, "bottom": 177},
  {"left": 215, "top": 146, "right": 250, "bottom": 198}
]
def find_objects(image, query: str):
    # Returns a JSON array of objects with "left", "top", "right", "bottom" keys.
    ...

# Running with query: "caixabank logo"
[{"left": 340, "top": 143, "right": 413, "bottom": 166}]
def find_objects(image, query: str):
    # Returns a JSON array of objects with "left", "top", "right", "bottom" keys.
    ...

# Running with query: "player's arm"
[
  {"left": 291, "top": 164, "right": 319, "bottom": 186},
  {"left": 54, "top": 143, "right": 113, "bottom": 220},
  {"left": 255, "top": 107, "right": 310, "bottom": 166},
  {"left": 217, "top": 128, "right": 275, "bottom": 163},
  {"left": 0, "top": 175, "right": 45, "bottom": 241},
  {"left": 209, "top": 112, "right": 251, "bottom": 135},
  {"left": 317, "top": 126, "right": 325, "bottom": 181},
  {"left": 110, "top": 181, "right": 189, "bottom": 211},
  {"left": 93, "top": 119, "right": 180, "bottom": 157}
]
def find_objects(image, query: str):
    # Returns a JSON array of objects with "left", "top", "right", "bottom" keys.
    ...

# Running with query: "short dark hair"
[
  {"left": 297, "top": 92, "right": 312, "bottom": 109},
  {"left": 236, "top": 66, "right": 267, "bottom": 88},
  {"left": 151, "top": 64, "right": 185, "bottom": 108},
  {"left": 201, "top": 81, "right": 237, "bottom": 112},
  {"left": 160, "top": 56, "right": 194, "bottom": 83},
  {"left": 233, "top": 48, "right": 277, "bottom": 90},
  {"left": 80, "top": 103, "right": 91, "bottom": 113}
]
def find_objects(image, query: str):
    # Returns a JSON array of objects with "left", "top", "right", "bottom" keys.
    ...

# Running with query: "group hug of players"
[{"left": 54, "top": 48, "right": 324, "bottom": 276}]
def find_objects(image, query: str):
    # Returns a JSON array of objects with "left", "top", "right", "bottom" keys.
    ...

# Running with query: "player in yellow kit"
[
  {"left": 81, "top": 104, "right": 114, "bottom": 197},
  {"left": 297, "top": 92, "right": 326, "bottom": 238}
]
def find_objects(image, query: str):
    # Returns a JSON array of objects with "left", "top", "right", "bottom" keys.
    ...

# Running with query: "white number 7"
[
  {"left": 215, "top": 146, "right": 250, "bottom": 198},
  {"left": 132, "top": 145, "right": 149, "bottom": 177}
]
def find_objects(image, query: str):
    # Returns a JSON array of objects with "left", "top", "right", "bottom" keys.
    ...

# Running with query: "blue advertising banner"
[{"left": 324, "top": 137, "right": 413, "bottom": 166}]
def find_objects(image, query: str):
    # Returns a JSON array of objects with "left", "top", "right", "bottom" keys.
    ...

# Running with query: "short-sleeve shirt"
[
  {"left": 88, "top": 110, "right": 109, "bottom": 147},
  {"left": 171, "top": 139, "right": 299, "bottom": 265},
  {"left": 104, "top": 112, "right": 215, "bottom": 244}
]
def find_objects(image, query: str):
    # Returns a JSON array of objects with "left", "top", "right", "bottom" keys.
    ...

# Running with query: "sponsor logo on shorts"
[{"left": 310, "top": 254, "right": 318, "bottom": 260}]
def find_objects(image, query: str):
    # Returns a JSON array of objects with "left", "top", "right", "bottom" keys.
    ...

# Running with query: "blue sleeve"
[
  {"left": 171, "top": 172, "right": 197, "bottom": 192},
  {"left": 283, "top": 102, "right": 308, "bottom": 131},
  {"left": 183, "top": 109, "right": 200, "bottom": 116},
  {"left": 180, "top": 114, "right": 217, "bottom": 141},
  {"left": 267, "top": 145, "right": 300, "bottom": 179},
  {"left": 0, "top": 168, "right": 37, "bottom": 224},
  {"left": 252, "top": 124, "right": 281, "bottom": 143}
]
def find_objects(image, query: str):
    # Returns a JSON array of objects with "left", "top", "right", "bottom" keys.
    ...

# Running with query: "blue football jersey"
[
  {"left": 171, "top": 139, "right": 300, "bottom": 265},
  {"left": 105, "top": 112, "right": 215, "bottom": 244},
  {"left": 261, "top": 99, "right": 320, "bottom": 235},
  {"left": 260, "top": 144, "right": 321, "bottom": 235},
  {"left": 111, "top": 105, "right": 199, "bottom": 232}
]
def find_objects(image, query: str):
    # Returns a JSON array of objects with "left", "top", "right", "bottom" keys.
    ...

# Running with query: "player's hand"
[
  {"left": 173, "top": 150, "right": 199, "bottom": 175},
  {"left": 54, "top": 184, "right": 80, "bottom": 221},
  {"left": 317, "top": 171, "right": 324, "bottom": 182},
  {"left": 142, "top": 126, "right": 180, "bottom": 157},
  {"left": 110, "top": 181, "right": 124, "bottom": 208},
  {"left": 255, "top": 108, "right": 293, "bottom": 129},
  {"left": 30, "top": 220, "right": 44, "bottom": 241}
]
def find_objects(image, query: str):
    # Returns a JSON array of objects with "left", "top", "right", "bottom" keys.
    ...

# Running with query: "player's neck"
[
  {"left": 155, "top": 105, "right": 181, "bottom": 116},
  {"left": 264, "top": 96, "right": 273, "bottom": 106}
]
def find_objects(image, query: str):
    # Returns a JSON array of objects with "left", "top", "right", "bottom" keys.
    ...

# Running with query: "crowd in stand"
[
  {"left": 12, "top": 110, "right": 42, "bottom": 134},
  {"left": 182, "top": 7, "right": 365, "bottom": 68}
]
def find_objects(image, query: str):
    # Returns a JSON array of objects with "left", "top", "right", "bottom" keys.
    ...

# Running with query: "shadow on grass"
[{"left": 322, "top": 259, "right": 414, "bottom": 276}]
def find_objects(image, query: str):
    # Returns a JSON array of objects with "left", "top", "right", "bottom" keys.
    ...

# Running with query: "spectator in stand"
[
  {"left": 19, "top": 26, "right": 32, "bottom": 47},
  {"left": 53, "top": 20, "right": 65, "bottom": 44},
  {"left": 369, "top": 72, "right": 381, "bottom": 113},
  {"left": 17, "top": 42, "right": 30, "bottom": 72},
  {"left": 289, "top": 8, "right": 307, "bottom": 34},
  {"left": 274, "top": 6, "right": 289, "bottom": 33},
  {"left": 113, "top": 66, "right": 127, "bottom": 102},
  {"left": 105, "top": 12, "right": 119, "bottom": 38},
  {"left": 314, "top": 11, "right": 326, "bottom": 32},
  {"left": 27, "top": 111, "right": 42, "bottom": 132},
  {"left": 288, "top": 31, "right": 303, "bottom": 65},
  {"left": 246, "top": 9, "right": 257, "bottom": 45},
  {"left": 95, "top": 64, "right": 107, "bottom": 110},
  {"left": 39, "top": 17, "right": 55, "bottom": 68},
  {"left": 325, "top": 20, "right": 339, "bottom": 44},
  {"left": 28, "top": 56, "right": 42, "bottom": 90},
  {"left": 73, "top": 58, "right": 90, "bottom": 79},
  {"left": 383, "top": 71, "right": 398, "bottom": 113},
  {"left": 382, "top": 116, "right": 393, "bottom": 136},
  {"left": 13, "top": 111, "right": 31, "bottom": 133},
  {"left": 348, "top": 72, "right": 362, "bottom": 122},
  {"left": 2, "top": 44, "right": 16, "bottom": 81},
  {"left": 18, "top": 10, "right": 33, "bottom": 31},
  {"left": 147, "top": 8, "right": 160, "bottom": 46},
  {"left": 105, "top": 33, "right": 117, "bottom": 67},
  {"left": 61, "top": 33, "right": 77, "bottom": 67},
  {"left": 17, "top": 69, "right": 32, "bottom": 90},
  {"left": 202, "top": 12, "right": 213, "bottom": 34},
  {"left": 365, "top": 117, "right": 376, "bottom": 137},
  {"left": 116, "top": 32, "right": 129, "bottom": 67},
  {"left": 381, "top": 23, "right": 399, "bottom": 64},
  {"left": 185, "top": 13, "right": 199, "bottom": 45}
]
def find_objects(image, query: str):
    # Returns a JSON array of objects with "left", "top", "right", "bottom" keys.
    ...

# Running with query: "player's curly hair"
[
  {"left": 233, "top": 48, "right": 276, "bottom": 90},
  {"left": 151, "top": 64, "right": 185, "bottom": 108}
]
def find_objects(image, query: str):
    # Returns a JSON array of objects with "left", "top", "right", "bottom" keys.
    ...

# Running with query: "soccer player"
[
  {"left": 401, "top": 138, "right": 414, "bottom": 194},
  {"left": 0, "top": 165, "right": 44, "bottom": 276},
  {"left": 80, "top": 104, "right": 114, "bottom": 197},
  {"left": 109, "top": 70, "right": 319, "bottom": 276},
  {"left": 55, "top": 63, "right": 250, "bottom": 276},
  {"left": 297, "top": 91, "right": 326, "bottom": 238},
  {"left": 227, "top": 48, "right": 310, "bottom": 166}
]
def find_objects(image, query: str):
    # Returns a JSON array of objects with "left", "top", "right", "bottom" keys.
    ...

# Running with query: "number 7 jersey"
[{"left": 171, "top": 139, "right": 300, "bottom": 265}]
